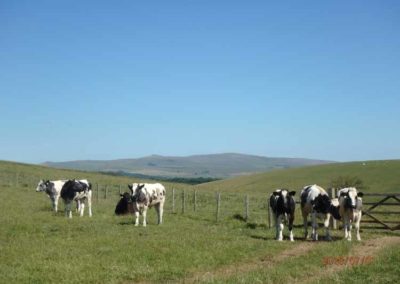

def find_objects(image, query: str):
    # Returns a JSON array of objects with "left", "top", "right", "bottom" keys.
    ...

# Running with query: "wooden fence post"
[
  {"left": 245, "top": 195, "right": 249, "bottom": 221},
  {"left": 330, "top": 188, "right": 337, "bottom": 229},
  {"left": 104, "top": 185, "right": 108, "bottom": 199},
  {"left": 194, "top": 190, "right": 197, "bottom": 212},
  {"left": 96, "top": 183, "right": 99, "bottom": 202},
  {"left": 172, "top": 188, "right": 175, "bottom": 213},
  {"left": 119, "top": 185, "right": 122, "bottom": 194},
  {"left": 182, "top": 190, "right": 186, "bottom": 214},
  {"left": 216, "top": 192, "right": 221, "bottom": 222}
]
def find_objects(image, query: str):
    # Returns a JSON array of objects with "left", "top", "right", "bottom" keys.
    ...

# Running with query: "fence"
[{"left": 1, "top": 172, "right": 399, "bottom": 230}]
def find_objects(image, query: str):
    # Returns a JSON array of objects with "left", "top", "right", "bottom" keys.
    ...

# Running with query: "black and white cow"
[
  {"left": 269, "top": 189, "right": 296, "bottom": 241},
  {"left": 338, "top": 187, "right": 363, "bottom": 241},
  {"left": 60, "top": 179, "right": 92, "bottom": 218},
  {"left": 115, "top": 192, "right": 136, "bottom": 215},
  {"left": 36, "top": 179, "right": 85, "bottom": 213},
  {"left": 301, "top": 184, "right": 335, "bottom": 241},
  {"left": 128, "top": 183, "right": 166, "bottom": 226}
]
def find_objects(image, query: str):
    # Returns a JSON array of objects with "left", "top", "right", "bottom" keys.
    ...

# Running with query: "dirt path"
[
  {"left": 297, "top": 236, "right": 400, "bottom": 284},
  {"left": 183, "top": 236, "right": 400, "bottom": 283},
  {"left": 184, "top": 242, "right": 318, "bottom": 283}
]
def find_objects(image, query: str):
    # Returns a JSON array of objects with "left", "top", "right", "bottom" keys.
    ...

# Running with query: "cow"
[
  {"left": 301, "top": 184, "right": 335, "bottom": 241},
  {"left": 269, "top": 189, "right": 296, "bottom": 241},
  {"left": 338, "top": 187, "right": 363, "bottom": 241},
  {"left": 36, "top": 179, "right": 84, "bottom": 213},
  {"left": 115, "top": 192, "right": 136, "bottom": 215},
  {"left": 60, "top": 179, "right": 92, "bottom": 218},
  {"left": 36, "top": 179, "right": 67, "bottom": 212},
  {"left": 128, "top": 183, "right": 166, "bottom": 226}
]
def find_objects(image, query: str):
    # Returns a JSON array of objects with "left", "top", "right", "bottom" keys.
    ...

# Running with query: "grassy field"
[{"left": 0, "top": 160, "right": 399, "bottom": 283}]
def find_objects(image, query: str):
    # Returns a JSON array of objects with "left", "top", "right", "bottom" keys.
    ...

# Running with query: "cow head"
[
  {"left": 339, "top": 188, "right": 363, "bottom": 209},
  {"left": 271, "top": 189, "right": 296, "bottom": 214},
  {"left": 129, "top": 184, "right": 147, "bottom": 203},
  {"left": 36, "top": 180, "right": 50, "bottom": 192}
]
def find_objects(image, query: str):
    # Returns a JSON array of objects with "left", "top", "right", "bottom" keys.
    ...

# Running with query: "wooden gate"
[{"left": 361, "top": 193, "right": 400, "bottom": 231}]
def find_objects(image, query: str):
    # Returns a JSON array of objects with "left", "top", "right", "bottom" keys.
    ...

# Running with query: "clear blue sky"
[{"left": 1, "top": 0, "right": 399, "bottom": 163}]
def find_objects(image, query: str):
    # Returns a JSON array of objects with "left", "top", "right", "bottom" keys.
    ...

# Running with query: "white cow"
[
  {"left": 36, "top": 179, "right": 87, "bottom": 214},
  {"left": 128, "top": 183, "right": 166, "bottom": 226},
  {"left": 300, "top": 184, "right": 333, "bottom": 241},
  {"left": 338, "top": 187, "right": 363, "bottom": 241}
]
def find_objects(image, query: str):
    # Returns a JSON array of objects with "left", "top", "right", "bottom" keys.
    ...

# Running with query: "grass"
[{"left": 0, "top": 160, "right": 399, "bottom": 283}]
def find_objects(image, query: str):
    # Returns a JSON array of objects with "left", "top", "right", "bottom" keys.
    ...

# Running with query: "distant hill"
[{"left": 42, "top": 153, "right": 334, "bottom": 178}]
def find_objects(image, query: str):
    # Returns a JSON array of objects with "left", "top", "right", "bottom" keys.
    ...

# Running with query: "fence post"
[
  {"left": 172, "top": 188, "right": 175, "bottom": 213},
  {"left": 119, "top": 185, "right": 122, "bottom": 194},
  {"left": 244, "top": 195, "right": 249, "bottom": 221},
  {"left": 216, "top": 192, "right": 221, "bottom": 222},
  {"left": 330, "top": 188, "right": 337, "bottom": 229},
  {"left": 268, "top": 199, "right": 272, "bottom": 229},
  {"left": 96, "top": 183, "right": 99, "bottom": 202},
  {"left": 194, "top": 190, "right": 197, "bottom": 212},
  {"left": 104, "top": 185, "right": 108, "bottom": 199},
  {"left": 182, "top": 190, "right": 186, "bottom": 214}
]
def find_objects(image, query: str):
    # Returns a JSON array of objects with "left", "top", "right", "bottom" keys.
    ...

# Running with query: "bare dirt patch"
[
  {"left": 297, "top": 236, "right": 400, "bottom": 284},
  {"left": 184, "top": 241, "right": 317, "bottom": 283}
]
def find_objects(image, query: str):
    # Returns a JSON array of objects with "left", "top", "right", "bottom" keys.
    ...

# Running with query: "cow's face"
[
  {"left": 312, "top": 194, "right": 331, "bottom": 213},
  {"left": 120, "top": 192, "right": 132, "bottom": 204},
  {"left": 36, "top": 180, "right": 50, "bottom": 192},
  {"left": 273, "top": 189, "right": 296, "bottom": 212},
  {"left": 340, "top": 188, "right": 363, "bottom": 209}
]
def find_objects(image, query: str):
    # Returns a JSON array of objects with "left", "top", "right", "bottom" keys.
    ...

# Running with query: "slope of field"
[
  {"left": 196, "top": 160, "right": 400, "bottom": 195},
  {"left": 0, "top": 160, "right": 399, "bottom": 283},
  {"left": 43, "top": 153, "right": 333, "bottom": 178}
]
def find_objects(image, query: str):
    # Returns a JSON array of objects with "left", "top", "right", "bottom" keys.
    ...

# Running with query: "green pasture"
[{"left": 0, "top": 160, "right": 399, "bottom": 283}]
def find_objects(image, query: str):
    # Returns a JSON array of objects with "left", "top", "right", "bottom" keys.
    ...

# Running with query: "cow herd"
[
  {"left": 36, "top": 179, "right": 363, "bottom": 241},
  {"left": 270, "top": 184, "right": 364, "bottom": 242}
]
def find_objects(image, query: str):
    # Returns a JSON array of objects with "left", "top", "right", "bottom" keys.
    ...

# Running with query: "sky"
[{"left": 0, "top": 0, "right": 399, "bottom": 163}]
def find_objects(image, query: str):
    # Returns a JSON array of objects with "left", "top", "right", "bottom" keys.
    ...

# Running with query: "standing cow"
[
  {"left": 338, "top": 187, "right": 363, "bottom": 241},
  {"left": 60, "top": 179, "right": 92, "bottom": 218},
  {"left": 128, "top": 183, "right": 166, "bottom": 226},
  {"left": 269, "top": 189, "right": 296, "bottom": 241},
  {"left": 301, "top": 184, "right": 334, "bottom": 241},
  {"left": 36, "top": 179, "right": 86, "bottom": 213}
]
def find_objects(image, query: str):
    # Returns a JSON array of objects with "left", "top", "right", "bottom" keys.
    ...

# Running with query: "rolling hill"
[{"left": 42, "top": 153, "right": 333, "bottom": 178}]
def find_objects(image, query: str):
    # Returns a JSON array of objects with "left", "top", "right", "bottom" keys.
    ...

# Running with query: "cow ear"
[
  {"left": 289, "top": 191, "right": 296, "bottom": 196},
  {"left": 357, "top": 192, "right": 364, "bottom": 197},
  {"left": 272, "top": 191, "right": 280, "bottom": 196},
  {"left": 120, "top": 193, "right": 124, "bottom": 197},
  {"left": 128, "top": 184, "right": 132, "bottom": 190}
]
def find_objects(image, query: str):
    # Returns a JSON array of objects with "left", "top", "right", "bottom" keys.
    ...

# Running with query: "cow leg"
[
  {"left": 79, "top": 202, "right": 85, "bottom": 217},
  {"left": 324, "top": 214, "right": 332, "bottom": 241},
  {"left": 348, "top": 220, "right": 353, "bottom": 241},
  {"left": 134, "top": 212, "right": 140, "bottom": 226},
  {"left": 343, "top": 215, "right": 349, "bottom": 240},
  {"left": 75, "top": 200, "right": 80, "bottom": 213},
  {"left": 302, "top": 213, "right": 308, "bottom": 240},
  {"left": 65, "top": 201, "right": 73, "bottom": 218},
  {"left": 311, "top": 212, "right": 318, "bottom": 241},
  {"left": 288, "top": 214, "right": 295, "bottom": 242},
  {"left": 155, "top": 203, "right": 163, "bottom": 224},
  {"left": 53, "top": 196, "right": 59, "bottom": 212},
  {"left": 142, "top": 207, "right": 148, "bottom": 227},
  {"left": 277, "top": 214, "right": 284, "bottom": 241},
  {"left": 355, "top": 213, "right": 361, "bottom": 241}
]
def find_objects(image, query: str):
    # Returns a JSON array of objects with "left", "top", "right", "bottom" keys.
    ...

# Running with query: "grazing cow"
[
  {"left": 269, "top": 189, "right": 296, "bottom": 241},
  {"left": 60, "top": 179, "right": 92, "bottom": 218},
  {"left": 128, "top": 183, "right": 166, "bottom": 226},
  {"left": 338, "top": 187, "right": 363, "bottom": 241},
  {"left": 301, "top": 184, "right": 335, "bottom": 241},
  {"left": 115, "top": 192, "right": 136, "bottom": 215}
]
